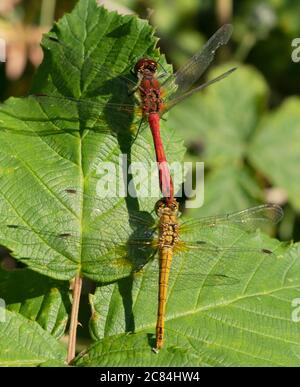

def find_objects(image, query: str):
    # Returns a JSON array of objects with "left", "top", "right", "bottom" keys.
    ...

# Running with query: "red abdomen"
[{"left": 148, "top": 113, "right": 174, "bottom": 202}]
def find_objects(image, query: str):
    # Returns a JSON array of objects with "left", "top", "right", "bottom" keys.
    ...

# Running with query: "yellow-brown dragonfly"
[{"left": 0, "top": 190, "right": 283, "bottom": 350}]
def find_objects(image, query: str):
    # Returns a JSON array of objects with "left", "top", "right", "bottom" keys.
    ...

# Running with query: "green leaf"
[
  {"left": 75, "top": 333, "right": 202, "bottom": 367},
  {"left": 38, "top": 359, "right": 68, "bottom": 367},
  {"left": 0, "top": 1, "right": 185, "bottom": 281},
  {"left": 249, "top": 97, "right": 300, "bottom": 211},
  {"left": 78, "top": 238, "right": 300, "bottom": 366},
  {"left": 0, "top": 267, "right": 70, "bottom": 338},
  {"left": 0, "top": 310, "right": 66, "bottom": 366}
]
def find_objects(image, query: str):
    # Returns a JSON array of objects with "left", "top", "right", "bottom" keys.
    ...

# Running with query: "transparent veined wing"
[
  {"left": 0, "top": 213, "right": 242, "bottom": 289},
  {"left": 0, "top": 197, "right": 157, "bottom": 282},
  {"left": 179, "top": 204, "right": 283, "bottom": 235},
  {"left": 162, "top": 67, "right": 236, "bottom": 114},
  {"left": 135, "top": 203, "right": 283, "bottom": 292},
  {"left": 0, "top": 94, "right": 139, "bottom": 138},
  {"left": 0, "top": 189, "right": 283, "bottom": 288},
  {"left": 162, "top": 24, "right": 233, "bottom": 102}
]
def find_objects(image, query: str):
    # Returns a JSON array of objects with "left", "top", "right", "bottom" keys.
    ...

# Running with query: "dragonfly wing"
[
  {"left": 131, "top": 249, "right": 239, "bottom": 295},
  {"left": 0, "top": 93, "right": 137, "bottom": 138},
  {"left": 148, "top": 204, "right": 283, "bottom": 291},
  {"left": 0, "top": 196, "right": 159, "bottom": 282},
  {"left": 162, "top": 67, "right": 237, "bottom": 114},
  {"left": 131, "top": 210, "right": 281, "bottom": 294},
  {"left": 31, "top": 94, "right": 136, "bottom": 134},
  {"left": 162, "top": 24, "right": 233, "bottom": 101},
  {"left": 179, "top": 204, "right": 283, "bottom": 234}
]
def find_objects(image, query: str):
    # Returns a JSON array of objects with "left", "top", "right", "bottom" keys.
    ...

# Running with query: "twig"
[{"left": 67, "top": 274, "right": 82, "bottom": 364}]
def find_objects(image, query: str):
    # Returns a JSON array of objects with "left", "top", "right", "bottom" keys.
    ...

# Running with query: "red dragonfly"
[
  {"left": 25, "top": 24, "right": 235, "bottom": 201},
  {"left": 132, "top": 25, "right": 234, "bottom": 202}
]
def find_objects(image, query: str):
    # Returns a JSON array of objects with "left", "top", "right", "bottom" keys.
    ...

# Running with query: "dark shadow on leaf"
[
  {"left": 0, "top": 266, "right": 71, "bottom": 311},
  {"left": 118, "top": 275, "right": 135, "bottom": 333},
  {"left": 147, "top": 333, "right": 156, "bottom": 349},
  {"left": 106, "top": 21, "right": 133, "bottom": 38}
]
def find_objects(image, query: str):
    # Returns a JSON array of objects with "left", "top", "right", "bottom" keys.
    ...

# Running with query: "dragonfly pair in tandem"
[{"left": 0, "top": 25, "right": 283, "bottom": 351}]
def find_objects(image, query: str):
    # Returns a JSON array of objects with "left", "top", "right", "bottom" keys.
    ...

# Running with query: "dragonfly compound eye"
[{"left": 134, "top": 58, "right": 157, "bottom": 74}]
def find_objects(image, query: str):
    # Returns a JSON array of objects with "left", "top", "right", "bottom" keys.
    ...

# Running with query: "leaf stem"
[{"left": 67, "top": 274, "right": 82, "bottom": 364}]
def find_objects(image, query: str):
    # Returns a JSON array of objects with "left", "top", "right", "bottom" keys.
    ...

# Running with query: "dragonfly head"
[
  {"left": 155, "top": 198, "right": 179, "bottom": 217},
  {"left": 134, "top": 58, "right": 157, "bottom": 77}
]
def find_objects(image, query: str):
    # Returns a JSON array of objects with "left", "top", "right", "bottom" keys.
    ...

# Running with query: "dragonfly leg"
[
  {"left": 128, "top": 77, "right": 141, "bottom": 96},
  {"left": 156, "top": 71, "right": 169, "bottom": 81},
  {"left": 134, "top": 247, "right": 158, "bottom": 273},
  {"left": 156, "top": 57, "right": 169, "bottom": 78},
  {"left": 131, "top": 117, "right": 144, "bottom": 146}
]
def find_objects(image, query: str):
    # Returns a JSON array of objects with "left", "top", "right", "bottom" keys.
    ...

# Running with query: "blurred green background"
[{"left": 1, "top": 0, "right": 300, "bottom": 244}]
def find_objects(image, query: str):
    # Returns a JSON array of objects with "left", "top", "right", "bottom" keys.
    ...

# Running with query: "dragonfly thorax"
[
  {"left": 139, "top": 77, "right": 164, "bottom": 115},
  {"left": 158, "top": 220, "right": 179, "bottom": 248},
  {"left": 156, "top": 199, "right": 179, "bottom": 248}
]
